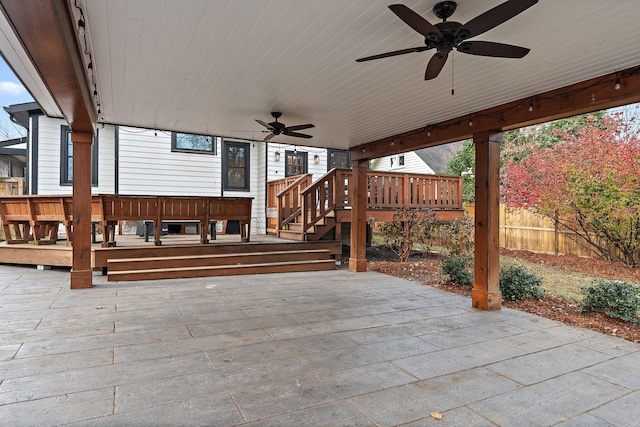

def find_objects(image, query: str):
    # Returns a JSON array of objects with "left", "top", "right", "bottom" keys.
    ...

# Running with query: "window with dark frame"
[
  {"left": 327, "top": 149, "right": 350, "bottom": 170},
  {"left": 171, "top": 132, "right": 216, "bottom": 154},
  {"left": 285, "top": 150, "right": 307, "bottom": 177},
  {"left": 60, "top": 125, "right": 98, "bottom": 186},
  {"left": 222, "top": 140, "right": 250, "bottom": 191}
]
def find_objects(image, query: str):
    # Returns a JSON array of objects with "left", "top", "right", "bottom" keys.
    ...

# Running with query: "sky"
[{"left": 0, "top": 58, "right": 34, "bottom": 139}]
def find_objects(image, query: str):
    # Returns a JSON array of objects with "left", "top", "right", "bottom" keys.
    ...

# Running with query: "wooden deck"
[
  {"left": 267, "top": 169, "right": 465, "bottom": 240},
  {"left": 0, "top": 233, "right": 342, "bottom": 271}
]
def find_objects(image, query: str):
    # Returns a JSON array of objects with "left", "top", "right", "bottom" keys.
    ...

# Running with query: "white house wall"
[
  {"left": 118, "top": 128, "right": 219, "bottom": 196},
  {"left": 34, "top": 116, "right": 116, "bottom": 195},
  {"left": 266, "top": 142, "right": 329, "bottom": 182},
  {"left": 370, "top": 151, "right": 435, "bottom": 175},
  {"left": 0, "top": 157, "right": 9, "bottom": 176}
]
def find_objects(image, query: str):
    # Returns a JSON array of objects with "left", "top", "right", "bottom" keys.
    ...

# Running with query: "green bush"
[
  {"left": 499, "top": 265, "right": 544, "bottom": 301},
  {"left": 442, "top": 254, "right": 473, "bottom": 286},
  {"left": 581, "top": 279, "right": 640, "bottom": 324}
]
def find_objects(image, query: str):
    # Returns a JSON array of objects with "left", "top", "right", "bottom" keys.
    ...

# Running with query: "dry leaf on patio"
[{"left": 430, "top": 412, "right": 443, "bottom": 420}]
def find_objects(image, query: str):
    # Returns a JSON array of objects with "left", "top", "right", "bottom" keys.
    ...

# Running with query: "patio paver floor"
[{"left": 1, "top": 265, "right": 639, "bottom": 426}]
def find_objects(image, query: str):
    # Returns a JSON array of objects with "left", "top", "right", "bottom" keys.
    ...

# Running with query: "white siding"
[
  {"left": 0, "top": 158, "right": 9, "bottom": 176},
  {"left": 370, "top": 151, "right": 435, "bottom": 175},
  {"left": 34, "top": 116, "right": 116, "bottom": 195},
  {"left": 97, "top": 125, "right": 116, "bottom": 193},
  {"left": 118, "top": 128, "right": 220, "bottom": 196},
  {"left": 266, "top": 143, "right": 329, "bottom": 182}
]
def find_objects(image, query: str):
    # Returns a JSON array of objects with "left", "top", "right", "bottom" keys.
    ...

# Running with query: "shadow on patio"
[{"left": 1, "top": 266, "right": 639, "bottom": 426}]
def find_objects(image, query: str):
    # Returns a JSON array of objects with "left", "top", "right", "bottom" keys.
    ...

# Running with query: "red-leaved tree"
[{"left": 502, "top": 112, "right": 640, "bottom": 267}]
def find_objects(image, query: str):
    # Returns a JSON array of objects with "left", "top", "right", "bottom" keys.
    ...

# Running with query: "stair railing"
[
  {"left": 299, "top": 168, "right": 352, "bottom": 235},
  {"left": 275, "top": 173, "right": 312, "bottom": 236}
]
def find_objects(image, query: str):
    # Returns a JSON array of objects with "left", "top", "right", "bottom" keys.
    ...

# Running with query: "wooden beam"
[
  {"left": 0, "top": 0, "right": 96, "bottom": 133},
  {"left": 349, "top": 159, "right": 368, "bottom": 272},
  {"left": 472, "top": 131, "right": 502, "bottom": 311},
  {"left": 352, "top": 64, "right": 640, "bottom": 161}
]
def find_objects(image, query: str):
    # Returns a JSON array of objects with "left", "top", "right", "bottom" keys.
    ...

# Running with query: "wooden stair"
[
  {"left": 279, "top": 215, "right": 337, "bottom": 241},
  {"left": 106, "top": 248, "right": 336, "bottom": 281}
]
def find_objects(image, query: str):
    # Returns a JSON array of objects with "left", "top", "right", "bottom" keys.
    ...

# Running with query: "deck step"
[
  {"left": 107, "top": 259, "right": 336, "bottom": 281},
  {"left": 107, "top": 249, "right": 331, "bottom": 271},
  {"left": 278, "top": 229, "right": 304, "bottom": 241}
]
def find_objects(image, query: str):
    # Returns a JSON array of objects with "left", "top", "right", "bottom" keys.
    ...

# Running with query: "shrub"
[
  {"left": 439, "top": 215, "right": 474, "bottom": 256},
  {"left": 373, "top": 208, "right": 436, "bottom": 262},
  {"left": 581, "top": 279, "right": 640, "bottom": 324},
  {"left": 442, "top": 254, "right": 473, "bottom": 286},
  {"left": 499, "top": 264, "right": 544, "bottom": 301}
]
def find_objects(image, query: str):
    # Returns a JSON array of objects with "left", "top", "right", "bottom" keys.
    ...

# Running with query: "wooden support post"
[
  {"left": 71, "top": 131, "right": 94, "bottom": 289},
  {"left": 472, "top": 131, "right": 502, "bottom": 310},
  {"left": 349, "top": 159, "right": 368, "bottom": 272}
]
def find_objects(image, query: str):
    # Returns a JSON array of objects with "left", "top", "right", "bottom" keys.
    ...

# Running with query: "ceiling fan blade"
[
  {"left": 458, "top": 41, "right": 530, "bottom": 58},
  {"left": 425, "top": 51, "right": 449, "bottom": 80},
  {"left": 389, "top": 4, "right": 442, "bottom": 39},
  {"left": 356, "top": 46, "right": 429, "bottom": 62},
  {"left": 264, "top": 133, "right": 276, "bottom": 141},
  {"left": 283, "top": 131, "right": 313, "bottom": 139},
  {"left": 256, "top": 119, "right": 275, "bottom": 131},
  {"left": 454, "top": 0, "right": 537, "bottom": 41},
  {"left": 285, "top": 124, "right": 315, "bottom": 132}
]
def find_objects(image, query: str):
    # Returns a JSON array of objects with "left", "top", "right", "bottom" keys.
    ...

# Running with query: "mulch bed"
[{"left": 368, "top": 248, "right": 640, "bottom": 343}]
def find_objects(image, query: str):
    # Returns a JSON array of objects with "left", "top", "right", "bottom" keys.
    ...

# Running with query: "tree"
[
  {"left": 445, "top": 139, "right": 475, "bottom": 203},
  {"left": 444, "top": 113, "right": 608, "bottom": 206},
  {"left": 501, "top": 112, "right": 640, "bottom": 267},
  {"left": 501, "top": 112, "right": 606, "bottom": 164}
]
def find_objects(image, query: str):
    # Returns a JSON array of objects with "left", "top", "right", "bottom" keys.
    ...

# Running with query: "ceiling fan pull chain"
[{"left": 451, "top": 51, "right": 455, "bottom": 96}]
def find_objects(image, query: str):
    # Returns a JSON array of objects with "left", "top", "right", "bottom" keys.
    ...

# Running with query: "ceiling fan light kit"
[{"left": 356, "top": 0, "right": 537, "bottom": 80}]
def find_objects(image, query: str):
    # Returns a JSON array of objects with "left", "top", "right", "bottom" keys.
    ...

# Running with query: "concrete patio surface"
[{"left": 1, "top": 264, "right": 639, "bottom": 426}]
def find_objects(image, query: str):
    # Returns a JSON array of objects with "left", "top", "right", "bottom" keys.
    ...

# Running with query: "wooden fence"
[
  {"left": 0, "top": 177, "right": 25, "bottom": 196},
  {"left": 465, "top": 204, "right": 600, "bottom": 258}
]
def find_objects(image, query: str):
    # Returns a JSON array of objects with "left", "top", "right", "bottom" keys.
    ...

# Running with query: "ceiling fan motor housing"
[{"left": 433, "top": 1, "right": 457, "bottom": 20}]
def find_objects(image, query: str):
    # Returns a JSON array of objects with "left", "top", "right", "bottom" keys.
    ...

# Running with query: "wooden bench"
[{"left": 0, "top": 195, "right": 253, "bottom": 247}]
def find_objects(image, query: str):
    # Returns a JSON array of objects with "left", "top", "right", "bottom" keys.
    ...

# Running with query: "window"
[
  {"left": 285, "top": 151, "right": 307, "bottom": 177},
  {"left": 171, "top": 132, "right": 216, "bottom": 154},
  {"left": 327, "top": 149, "right": 350, "bottom": 170},
  {"left": 390, "top": 154, "right": 405, "bottom": 169},
  {"left": 222, "top": 140, "right": 250, "bottom": 191},
  {"left": 60, "top": 125, "right": 98, "bottom": 186}
]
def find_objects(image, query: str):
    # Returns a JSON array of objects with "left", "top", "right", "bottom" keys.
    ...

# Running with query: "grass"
[{"left": 499, "top": 255, "right": 593, "bottom": 301}]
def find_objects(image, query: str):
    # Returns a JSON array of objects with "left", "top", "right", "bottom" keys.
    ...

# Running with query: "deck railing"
[
  {"left": 268, "top": 170, "right": 462, "bottom": 236},
  {"left": 0, "top": 195, "right": 252, "bottom": 246}
]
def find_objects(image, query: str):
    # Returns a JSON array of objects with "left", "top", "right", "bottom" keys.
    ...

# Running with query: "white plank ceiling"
[{"left": 51, "top": 0, "right": 640, "bottom": 149}]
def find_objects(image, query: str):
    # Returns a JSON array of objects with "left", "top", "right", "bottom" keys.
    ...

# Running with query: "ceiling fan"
[
  {"left": 356, "top": 0, "right": 537, "bottom": 80},
  {"left": 255, "top": 112, "right": 315, "bottom": 141}
]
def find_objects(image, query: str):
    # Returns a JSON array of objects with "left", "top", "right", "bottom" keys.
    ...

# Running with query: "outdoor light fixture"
[
  {"left": 314, "top": 154, "right": 320, "bottom": 164},
  {"left": 274, "top": 151, "right": 280, "bottom": 161},
  {"left": 615, "top": 74, "right": 621, "bottom": 90},
  {"left": 77, "top": 19, "right": 85, "bottom": 35},
  {"left": 87, "top": 62, "right": 93, "bottom": 75},
  {"left": 528, "top": 97, "right": 534, "bottom": 112},
  {"left": 468, "top": 115, "right": 473, "bottom": 127}
]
